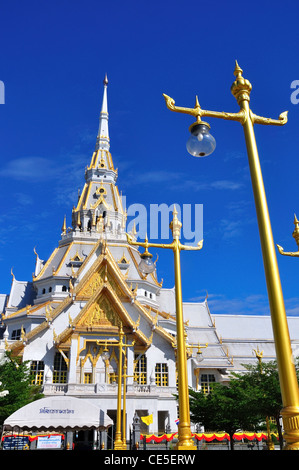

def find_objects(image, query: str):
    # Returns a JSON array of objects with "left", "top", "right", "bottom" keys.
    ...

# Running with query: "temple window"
[
  {"left": 53, "top": 352, "right": 68, "bottom": 384},
  {"left": 155, "top": 363, "right": 168, "bottom": 386},
  {"left": 11, "top": 329, "right": 24, "bottom": 340},
  {"left": 200, "top": 374, "right": 216, "bottom": 394},
  {"left": 84, "top": 373, "right": 92, "bottom": 384},
  {"left": 30, "top": 360, "right": 44, "bottom": 385},
  {"left": 134, "top": 354, "right": 147, "bottom": 385}
]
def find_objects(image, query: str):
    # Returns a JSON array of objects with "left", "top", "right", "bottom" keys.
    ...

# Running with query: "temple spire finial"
[{"left": 96, "top": 75, "right": 109, "bottom": 151}]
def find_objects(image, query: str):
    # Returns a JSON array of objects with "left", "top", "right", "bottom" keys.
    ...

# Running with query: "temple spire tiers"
[
  {"left": 64, "top": 76, "right": 127, "bottom": 245},
  {"left": 86, "top": 74, "right": 117, "bottom": 182},
  {"left": 96, "top": 74, "right": 109, "bottom": 151},
  {"left": 25, "top": 77, "right": 162, "bottom": 311}
]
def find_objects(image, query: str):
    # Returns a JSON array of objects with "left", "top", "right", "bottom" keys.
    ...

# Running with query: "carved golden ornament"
[
  {"left": 277, "top": 214, "right": 299, "bottom": 257},
  {"left": 90, "top": 194, "right": 111, "bottom": 210},
  {"left": 163, "top": 60, "right": 288, "bottom": 129},
  {"left": 21, "top": 326, "right": 27, "bottom": 343},
  {"left": 45, "top": 305, "right": 52, "bottom": 324},
  {"left": 281, "top": 408, "right": 299, "bottom": 450},
  {"left": 95, "top": 183, "right": 107, "bottom": 196},
  {"left": 53, "top": 329, "right": 58, "bottom": 344},
  {"left": 84, "top": 304, "right": 110, "bottom": 328},
  {"left": 132, "top": 315, "right": 140, "bottom": 331},
  {"left": 230, "top": 61, "right": 252, "bottom": 104},
  {"left": 78, "top": 297, "right": 119, "bottom": 329},
  {"left": 70, "top": 250, "right": 84, "bottom": 262},
  {"left": 79, "top": 271, "right": 104, "bottom": 298},
  {"left": 253, "top": 346, "right": 263, "bottom": 361}
]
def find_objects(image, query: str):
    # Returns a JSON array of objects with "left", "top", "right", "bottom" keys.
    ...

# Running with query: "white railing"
[{"left": 43, "top": 382, "right": 176, "bottom": 397}]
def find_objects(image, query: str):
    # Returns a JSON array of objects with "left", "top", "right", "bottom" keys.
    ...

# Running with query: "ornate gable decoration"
[
  {"left": 77, "top": 264, "right": 124, "bottom": 300},
  {"left": 77, "top": 296, "right": 119, "bottom": 330}
]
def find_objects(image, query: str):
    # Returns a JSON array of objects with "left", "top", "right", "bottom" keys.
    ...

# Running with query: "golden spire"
[
  {"left": 61, "top": 215, "right": 67, "bottom": 235},
  {"left": 233, "top": 60, "right": 243, "bottom": 78},
  {"left": 169, "top": 205, "right": 182, "bottom": 240},
  {"left": 231, "top": 60, "right": 252, "bottom": 104}
]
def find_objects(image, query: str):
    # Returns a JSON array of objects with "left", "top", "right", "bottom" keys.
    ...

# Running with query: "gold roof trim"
[
  {"left": 8, "top": 294, "right": 74, "bottom": 352},
  {"left": 54, "top": 282, "right": 148, "bottom": 347},
  {"left": 32, "top": 247, "right": 59, "bottom": 281}
]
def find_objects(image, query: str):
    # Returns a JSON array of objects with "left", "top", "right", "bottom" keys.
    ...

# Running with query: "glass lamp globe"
[
  {"left": 139, "top": 251, "right": 155, "bottom": 275},
  {"left": 196, "top": 350, "right": 204, "bottom": 363},
  {"left": 186, "top": 122, "right": 216, "bottom": 157},
  {"left": 102, "top": 347, "right": 110, "bottom": 361}
]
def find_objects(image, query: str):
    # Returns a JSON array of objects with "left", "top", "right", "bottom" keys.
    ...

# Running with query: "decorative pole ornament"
[
  {"left": 277, "top": 214, "right": 299, "bottom": 257},
  {"left": 163, "top": 62, "right": 299, "bottom": 450},
  {"left": 127, "top": 207, "right": 203, "bottom": 450}
]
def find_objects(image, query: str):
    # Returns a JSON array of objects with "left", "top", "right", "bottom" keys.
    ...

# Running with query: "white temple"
[{"left": 1, "top": 77, "right": 299, "bottom": 446}]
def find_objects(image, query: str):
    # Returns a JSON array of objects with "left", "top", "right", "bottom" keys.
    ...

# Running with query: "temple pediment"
[{"left": 76, "top": 254, "right": 132, "bottom": 302}]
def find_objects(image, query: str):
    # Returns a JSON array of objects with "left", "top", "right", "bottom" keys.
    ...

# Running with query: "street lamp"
[
  {"left": 97, "top": 324, "right": 134, "bottom": 450},
  {"left": 127, "top": 207, "right": 203, "bottom": 450},
  {"left": 186, "top": 342, "right": 208, "bottom": 364},
  {"left": 138, "top": 236, "right": 156, "bottom": 275},
  {"left": 253, "top": 347, "right": 275, "bottom": 451},
  {"left": 186, "top": 100, "right": 216, "bottom": 157},
  {"left": 163, "top": 62, "right": 299, "bottom": 450}
]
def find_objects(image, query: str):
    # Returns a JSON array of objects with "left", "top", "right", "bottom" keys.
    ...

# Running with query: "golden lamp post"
[
  {"left": 121, "top": 357, "right": 137, "bottom": 449},
  {"left": 97, "top": 323, "right": 134, "bottom": 450},
  {"left": 127, "top": 207, "right": 203, "bottom": 450},
  {"left": 253, "top": 347, "right": 275, "bottom": 451},
  {"left": 163, "top": 62, "right": 299, "bottom": 450}
]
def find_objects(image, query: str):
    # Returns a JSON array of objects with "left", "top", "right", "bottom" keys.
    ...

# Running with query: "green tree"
[
  {"left": 0, "top": 351, "right": 43, "bottom": 425},
  {"left": 231, "top": 360, "right": 287, "bottom": 449},
  {"left": 189, "top": 377, "right": 264, "bottom": 450},
  {"left": 190, "top": 359, "right": 299, "bottom": 450}
]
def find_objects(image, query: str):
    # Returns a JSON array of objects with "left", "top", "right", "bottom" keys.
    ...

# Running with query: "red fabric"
[{"left": 140, "top": 432, "right": 268, "bottom": 443}]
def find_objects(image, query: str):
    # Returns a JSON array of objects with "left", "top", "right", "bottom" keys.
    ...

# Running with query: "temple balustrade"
[{"left": 42, "top": 382, "right": 177, "bottom": 397}]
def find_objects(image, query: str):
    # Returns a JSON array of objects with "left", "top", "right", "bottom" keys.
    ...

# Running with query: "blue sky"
[{"left": 1, "top": 0, "right": 299, "bottom": 318}]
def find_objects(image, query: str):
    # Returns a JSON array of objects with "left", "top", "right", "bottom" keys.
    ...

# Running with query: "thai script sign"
[{"left": 39, "top": 407, "right": 75, "bottom": 414}]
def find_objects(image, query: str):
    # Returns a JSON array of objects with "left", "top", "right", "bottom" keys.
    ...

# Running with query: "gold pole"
[
  {"left": 163, "top": 62, "right": 299, "bottom": 449},
  {"left": 122, "top": 357, "right": 127, "bottom": 449},
  {"left": 171, "top": 217, "right": 195, "bottom": 449},
  {"left": 97, "top": 333, "right": 134, "bottom": 451},
  {"left": 127, "top": 208, "right": 202, "bottom": 450},
  {"left": 233, "top": 70, "right": 299, "bottom": 450},
  {"left": 114, "top": 324, "right": 124, "bottom": 450},
  {"left": 253, "top": 348, "right": 275, "bottom": 450}
]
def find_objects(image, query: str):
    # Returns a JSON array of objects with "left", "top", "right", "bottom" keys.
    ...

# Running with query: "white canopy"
[{"left": 4, "top": 396, "right": 113, "bottom": 431}]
